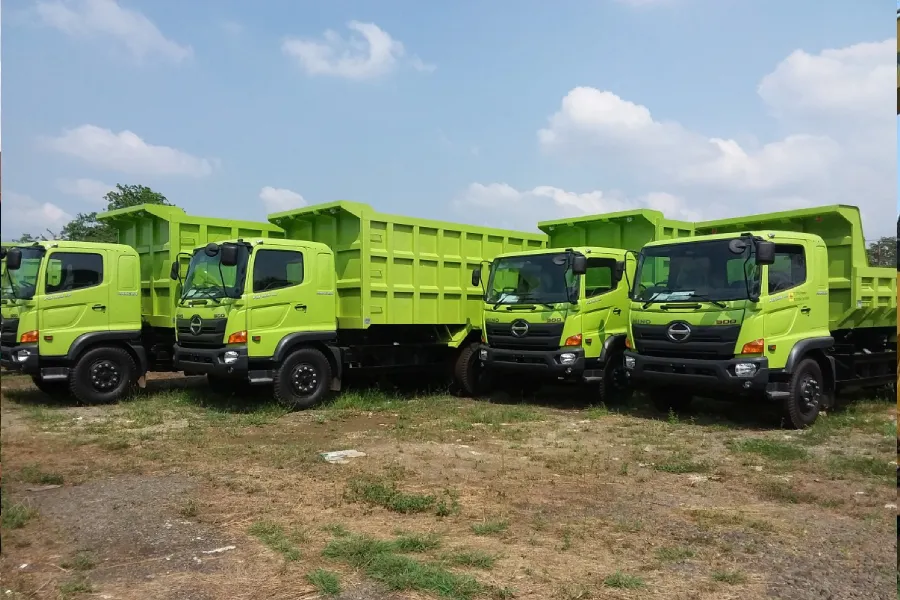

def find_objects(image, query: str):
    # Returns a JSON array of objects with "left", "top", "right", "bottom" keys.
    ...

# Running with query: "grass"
[
  {"left": 393, "top": 532, "right": 442, "bottom": 553},
  {"left": 58, "top": 577, "right": 93, "bottom": 598},
  {"left": 756, "top": 481, "right": 818, "bottom": 505},
  {"left": 18, "top": 464, "right": 64, "bottom": 485},
  {"left": 0, "top": 490, "right": 37, "bottom": 530},
  {"left": 727, "top": 438, "right": 809, "bottom": 461},
  {"left": 323, "top": 533, "right": 484, "bottom": 600},
  {"left": 655, "top": 546, "right": 695, "bottom": 561},
  {"left": 603, "top": 571, "right": 645, "bottom": 589},
  {"left": 179, "top": 498, "right": 200, "bottom": 518},
  {"left": 443, "top": 550, "right": 497, "bottom": 569},
  {"left": 61, "top": 552, "right": 96, "bottom": 572},
  {"left": 471, "top": 519, "right": 509, "bottom": 536},
  {"left": 653, "top": 453, "right": 710, "bottom": 474},
  {"left": 827, "top": 455, "right": 894, "bottom": 484},
  {"left": 712, "top": 570, "right": 748, "bottom": 585},
  {"left": 248, "top": 520, "right": 304, "bottom": 561},
  {"left": 306, "top": 569, "right": 341, "bottom": 596},
  {"left": 346, "top": 478, "right": 438, "bottom": 514}
]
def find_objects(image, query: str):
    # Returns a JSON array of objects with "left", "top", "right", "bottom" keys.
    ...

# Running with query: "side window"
[
  {"left": 584, "top": 258, "right": 616, "bottom": 298},
  {"left": 46, "top": 252, "right": 103, "bottom": 293},
  {"left": 252, "top": 250, "right": 304, "bottom": 293},
  {"left": 768, "top": 245, "right": 806, "bottom": 294}
]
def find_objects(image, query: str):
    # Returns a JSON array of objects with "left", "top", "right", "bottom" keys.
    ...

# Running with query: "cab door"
[
  {"left": 38, "top": 250, "right": 110, "bottom": 357},
  {"left": 581, "top": 257, "right": 626, "bottom": 358},
  {"left": 763, "top": 240, "right": 816, "bottom": 368},
  {"left": 246, "top": 247, "right": 309, "bottom": 358}
]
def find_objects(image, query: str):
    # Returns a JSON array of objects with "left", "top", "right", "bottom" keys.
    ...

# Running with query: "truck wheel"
[
  {"left": 783, "top": 358, "right": 825, "bottom": 429},
  {"left": 273, "top": 347, "right": 331, "bottom": 409},
  {"left": 597, "top": 353, "right": 633, "bottom": 406},
  {"left": 31, "top": 376, "right": 69, "bottom": 399},
  {"left": 650, "top": 388, "right": 692, "bottom": 413},
  {"left": 453, "top": 343, "right": 490, "bottom": 397},
  {"left": 69, "top": 347, "right": 136, "bottom": 404}
]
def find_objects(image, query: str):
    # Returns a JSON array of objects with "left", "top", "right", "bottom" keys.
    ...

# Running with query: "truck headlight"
[
  {"left": 559, "top": 352, "right": 577, "bottom": 365},
  {"left": 223, "top": 350, "right": 239, "bottom": 365},
  {"left": 734, "top": 363, "right": 757, "bottom": 378},
  {"left": 624, "top": 355, "right": 636, "bottom": 369},
  {"left": 479, "top": 349, "right": 488, "bottom": 361}
]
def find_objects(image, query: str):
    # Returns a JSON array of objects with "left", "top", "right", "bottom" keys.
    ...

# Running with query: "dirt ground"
[{"left": 0, "top": 371, "right": 896, "bottom": 600}]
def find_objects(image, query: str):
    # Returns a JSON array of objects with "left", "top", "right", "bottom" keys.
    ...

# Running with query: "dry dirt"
[{"left": 0, "top": 371, "right": 896, "bottom": 600}]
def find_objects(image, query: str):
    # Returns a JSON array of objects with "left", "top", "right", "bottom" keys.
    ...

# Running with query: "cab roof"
[
  {"left": 192, "top": 237, "right": 333, "bottom": 254},
  {"left": 642, "top": 230, "right": 823, "bottom": 248},
  {"left": 492, "top": 246, "right": 628, "bottom": 261}
]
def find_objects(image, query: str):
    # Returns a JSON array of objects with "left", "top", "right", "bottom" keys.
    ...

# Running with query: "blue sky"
[{"left": 1, "top": 0, "right": 895, "bottom": 240}]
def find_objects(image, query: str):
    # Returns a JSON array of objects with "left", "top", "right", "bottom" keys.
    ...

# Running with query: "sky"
[{"left": 1, "top": 0, "right": 896, "bottom": 241}]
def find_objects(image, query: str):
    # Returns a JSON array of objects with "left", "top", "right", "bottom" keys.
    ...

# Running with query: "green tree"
[
  {"left": 58, "top": 184, "right": 172, "bottom": 243},
  {"left": 866, "top": 236, "right": 896, "bottom": 268}
]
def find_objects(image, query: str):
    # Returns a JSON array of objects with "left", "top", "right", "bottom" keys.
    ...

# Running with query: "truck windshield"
[
  {"left": 6, "top": 248, "right": 44, "bottom": 300},
  {"left": 181, "top": 246, "right": 248, "bottom": 302},
  {"left": 633, "top": 239, "right": 760, "bottom": 303},
  {"left": 487, "top": 253, "right": 576, "bottom": 306}
]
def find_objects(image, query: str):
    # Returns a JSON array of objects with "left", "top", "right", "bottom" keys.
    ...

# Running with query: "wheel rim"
[
  {"left": 90, "top": 359, "right": 121, "bottom": 392},
  {"left": 798, "top": 375, "right": 821, "bottom": 415},
  {"left": 291, "top": 362, "right": 319, "bottom": 396},
  {"left": 609, "top": 363, "right": 628, "bottom": 393}
]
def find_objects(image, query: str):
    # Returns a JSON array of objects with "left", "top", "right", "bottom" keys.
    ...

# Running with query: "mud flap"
[{"left": 137, "top": 375, "right": 147, "bottom": 389}]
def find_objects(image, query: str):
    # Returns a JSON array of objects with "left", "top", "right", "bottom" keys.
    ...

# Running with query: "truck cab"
[
  {"left": 172, "top": 237, "right": 340, "bottom": 407},
  {"left": 0, "top": 241, "right": 147, "bottom": 401},
  {"left": 474, "top": 246, "right": 632, "bottom": 402},
  {"left": 624, "top": 219, "right": 896, "bottom": 428}
]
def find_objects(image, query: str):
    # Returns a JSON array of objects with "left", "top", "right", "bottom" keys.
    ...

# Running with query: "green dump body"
[
  {"left": 694, "top": 205, "right": 896, "bottom": 331},
  {"left": 537, "top": 209, "right": 694, "bottom": 250},
  {"left": 98, "top": 205, "right": 285, "bottom": 328},
  {"left": 268, "top": 201, "right": 547, "bottom": 330}
]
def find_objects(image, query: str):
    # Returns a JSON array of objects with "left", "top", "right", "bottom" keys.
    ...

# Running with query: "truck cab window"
[
  {"left": 253, "top": 250, "right": 304, "bottom": 292},
  {"left": 584, "top": 258, "right": 616, "bottom": 298},
  {"left": 768, "top": 245, "right": 806, "bottom": 294},
  {"left": 46, "top": 252, "right": 103, "bottom": 294}
]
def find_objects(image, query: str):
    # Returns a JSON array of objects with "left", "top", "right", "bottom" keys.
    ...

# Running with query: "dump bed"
[
  {"left": 695, "top": 205, "right": 896, "bottom": 331},
  {"left": 98, "top": 204, "right": 285, "bottom": 328},
  {"left": 268, "top": 201, "right": 547, "bottom": 329},
  {"left": 538, "top": 209, "right": 694, "bottom": 250}
]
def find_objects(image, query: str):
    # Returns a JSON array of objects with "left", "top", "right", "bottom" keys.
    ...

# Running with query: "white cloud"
[
  {"left": 536, "top": 39, "right": 894, "bottom": 236},
  {"left": 44, "top": 125, "right": 214, "bottom": 177},
  {"left": 1, "top": 192, "right": 72, "bottom": 239},
  {"left": 455, "top": 183, "right": 700, "bottom": 231},
  {"left": 56, "top": 178, "right": 115, "bottom": 204},
  {"left": 259, "top": 186, "right": 306, "bottom": 213},
  {"left": 282, "top": 21, "right": 433, "bottom": 80},
  {"left": 35, "top": 0, "right": 192, "bottom": 63}
]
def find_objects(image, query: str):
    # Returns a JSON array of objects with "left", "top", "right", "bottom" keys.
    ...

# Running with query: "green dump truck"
[
  {"left": 171, "top": 201, "right": 547, "bottom": 407},
  {"left": 624, "top": 205, "right": 897, "bottom": 428},
  {"left": 472, "top": 210, "right": 693, "bottom": 402},
  {"left": 1, "top": 242, "right": 17, "bottom": 323},
  {"left": 0, "top": 205, "right": 283, "bottom": 402}
]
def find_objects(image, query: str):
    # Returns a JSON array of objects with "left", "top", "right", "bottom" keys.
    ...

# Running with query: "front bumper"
[
  {"left": 173, "top": 344, "right": 248, "bottom": 378},
  {"left": 479, "top": 344, "right": 586, "bottom": 377},
  {"left": 624, "top": 351, "right": 769, "bottom": 393},
  {"left": 0, "top": 343, "right": 38, "bottom": 373}
]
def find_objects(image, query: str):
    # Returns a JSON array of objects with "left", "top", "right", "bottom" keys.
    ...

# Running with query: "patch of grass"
[
  {"left": 98, "top": 437, "right": 131, "bottom": 451},
  {"left": 727, "top": 438, "right": 809, "bottom": 461},
  {"left": 603, "top": 571, "right": 645, "bottom": 589},
  {"left": 346, "top": 478, "right": 437, "bottom": 514},
  {"left": 323, "top": 533, "right": 484, "bottom": 600},
  {"left": 492, "top": 586, "right": 516, "bottom": 599},
  {"left": 58, "top": 577, "right": 93, "bottom": 598},
  {"left": 436, "top": 489, "right": 461, "bottom": 517},
  {"left": 756, "top": 481, "right": 818, "bottom": 505},
  {"left": 393, "top": 532, "right": 441, "bottom": 553},
  {"left": 61, "top": 552, "right": 96, "bottom": 572},
  {"left": 248, "top": 520, "right": 303, "bottom": 561},
  {"left": 306, "top": 569, "right": 341, "bottom": 596},
  {"left": 179, "top": 498, "right": 199, "bottom": 518},
  {"left": 325, "top": 389, "right": 397, "bottom": 412},
  {"left": 655, "top": 546, "right": 695, "bottom": 561},
  {"left": 0, "top": 491, "right": 37, "bottom": 529},
  {"left": 322, "top": 523, "right": 350, "bottom": 537},
  {"left": 801, "top": 403, "right": 894, "bottom": 445},
  {"left": 584, "top": 404, "right": 610, "bottom": 419},
  {"left": 18, "top": 464, "right": 64, "bottom": 485},
  {"left": 712, "top": 570, "right": 747, "bottom": 585},
  {"left": 443, "top": 550, "right": 497, "bottom": 570},
  {"left": 20, "top": 405, "right": 69, "bottom": 427},
  {"left": 827, "top": 455, "right": 894, "bottom": 484},
  {"left": 471, "top": 519, "right": 509, "bottom": 536},
  {"left": 654, "top": 453, "right": 710, "bottom": 474}
]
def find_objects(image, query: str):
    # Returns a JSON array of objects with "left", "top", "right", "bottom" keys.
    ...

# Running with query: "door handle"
[
  {"left": 612, "top": 308, "right": 622, "bottom": 315},
  {"left": 801, "top": 307, "right": 811, "bottom": 314},
  {"left": 92, "top": 304, "right": 106, "bottom": 311},
  {"left": 294, "top": 304, "right": 307, "bottom": 311}
]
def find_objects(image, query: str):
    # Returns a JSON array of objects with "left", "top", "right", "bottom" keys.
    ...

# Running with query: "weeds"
[
  {"left": 712, "top": 570, "right": 747, "bottom": 584},
  {"left": 18, "top": 465, "right": 64, "bottom": 485},
  {"left": 727, "top": 438, "right": 809, "bottom": 461},
  {"left": 603, "top": 571, "right": 645, "bottom": 589},
  {"left": 655, "top": 546, "right": 695, "bottom": 561},
  {"left": 443, "top": 550, "right": 497, "bottom": 569},
  {"left": 306, "top": 569, "right": 341, "bottom": 596},
  {"left": 346, "top": 478, "right": 438, "bottom": 514},
  {"left": 248, "top": 520, "right": 304, "bottom": 561},
  {"left": 0, "top": 491, "right": 37, "bottom": 530},
  {"left": 827, "top": 455, "right": 894, "bottom": 484},
  {"left": 472, "top": 519, "right": 509, "bottom": 536},
  {"left": 61, "top": 552, "right": 96, "bottom": 572}
]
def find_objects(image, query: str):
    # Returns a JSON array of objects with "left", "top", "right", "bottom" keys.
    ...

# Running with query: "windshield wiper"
[
  {"left": 492, "top": 291, "right": 517, "bottom": 309},
  {"left": 685, "top": 294, "right": 727, "bottom": 309},
  {"left": 641, "top": 290, "right": 670, "bottom": 309},
  {"left": 516, "top": 294, "right": 555, "bottom": 310},
  {"left": 181, "top": 285, "right": 222, "bottom": 304}
]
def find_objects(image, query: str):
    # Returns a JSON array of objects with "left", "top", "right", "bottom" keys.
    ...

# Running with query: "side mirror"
[
  {"left": 755, "top": 241, "right": 776, "bottom": 266},
  {"left": 0, "top": 247, "right": 7, "bottom": 259},
  {"left": 170, "top": 261, "right": 180, "bottom": 281},
  {"left": 204, "top": 242, "right": 219, "bottom": 258},
  {"left": 6, "top": 248, "right": 22, "bottom": 271},
  {"left": 220, "top": 244, "right": 238, "bottom": 267},
  {"left": 571, "top": 254, "right": 587, "bottom": 276},
  {"left": 613, "top": 260, "right": 625, "bottom": 284},
  {"left": 471, "top": 267, "right": 482, "bottom": 287}
]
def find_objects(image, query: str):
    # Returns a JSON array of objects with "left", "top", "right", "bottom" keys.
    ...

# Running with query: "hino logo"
[
  {"left": 510, "top": 319, "right": 529, "bottom": 337},
  {"left": 666, "top": 321, "right": 692, "bottom": 343},
  {"left": 189, "top": 315, "right": 203, "bottom": 336}
]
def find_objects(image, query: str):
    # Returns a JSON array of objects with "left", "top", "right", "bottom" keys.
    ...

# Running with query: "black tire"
[
  {"left": 649, "top": 388, "right": 692, "bottom": 413},
  {"left": 69, "top": 346, "right": 136, "bottom": 404},
  {"left": 273, "top": 347, "right": 332, "bottom": 410},
  {"left": 597, "top": 352, "right": 633, "bottom": 406},
  {"left": 31, "top": 376, "right": 70, "bottom": 398},
  {"left": 453, "top": 343, "right": 491, "bottom": 397},
  {"left": 783, "top": 358, "right": 826, "bottom": 429}
]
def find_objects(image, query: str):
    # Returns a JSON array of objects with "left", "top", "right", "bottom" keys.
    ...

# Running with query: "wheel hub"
[
  {"left": 90, "top": 360, "right": 120, "bottom": 391},
  {"left": 291, "top": 363, "right": 319, "bottom": 395},
  {"left": 799, "top": 376, "right": 821, "bottom": 413}
]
